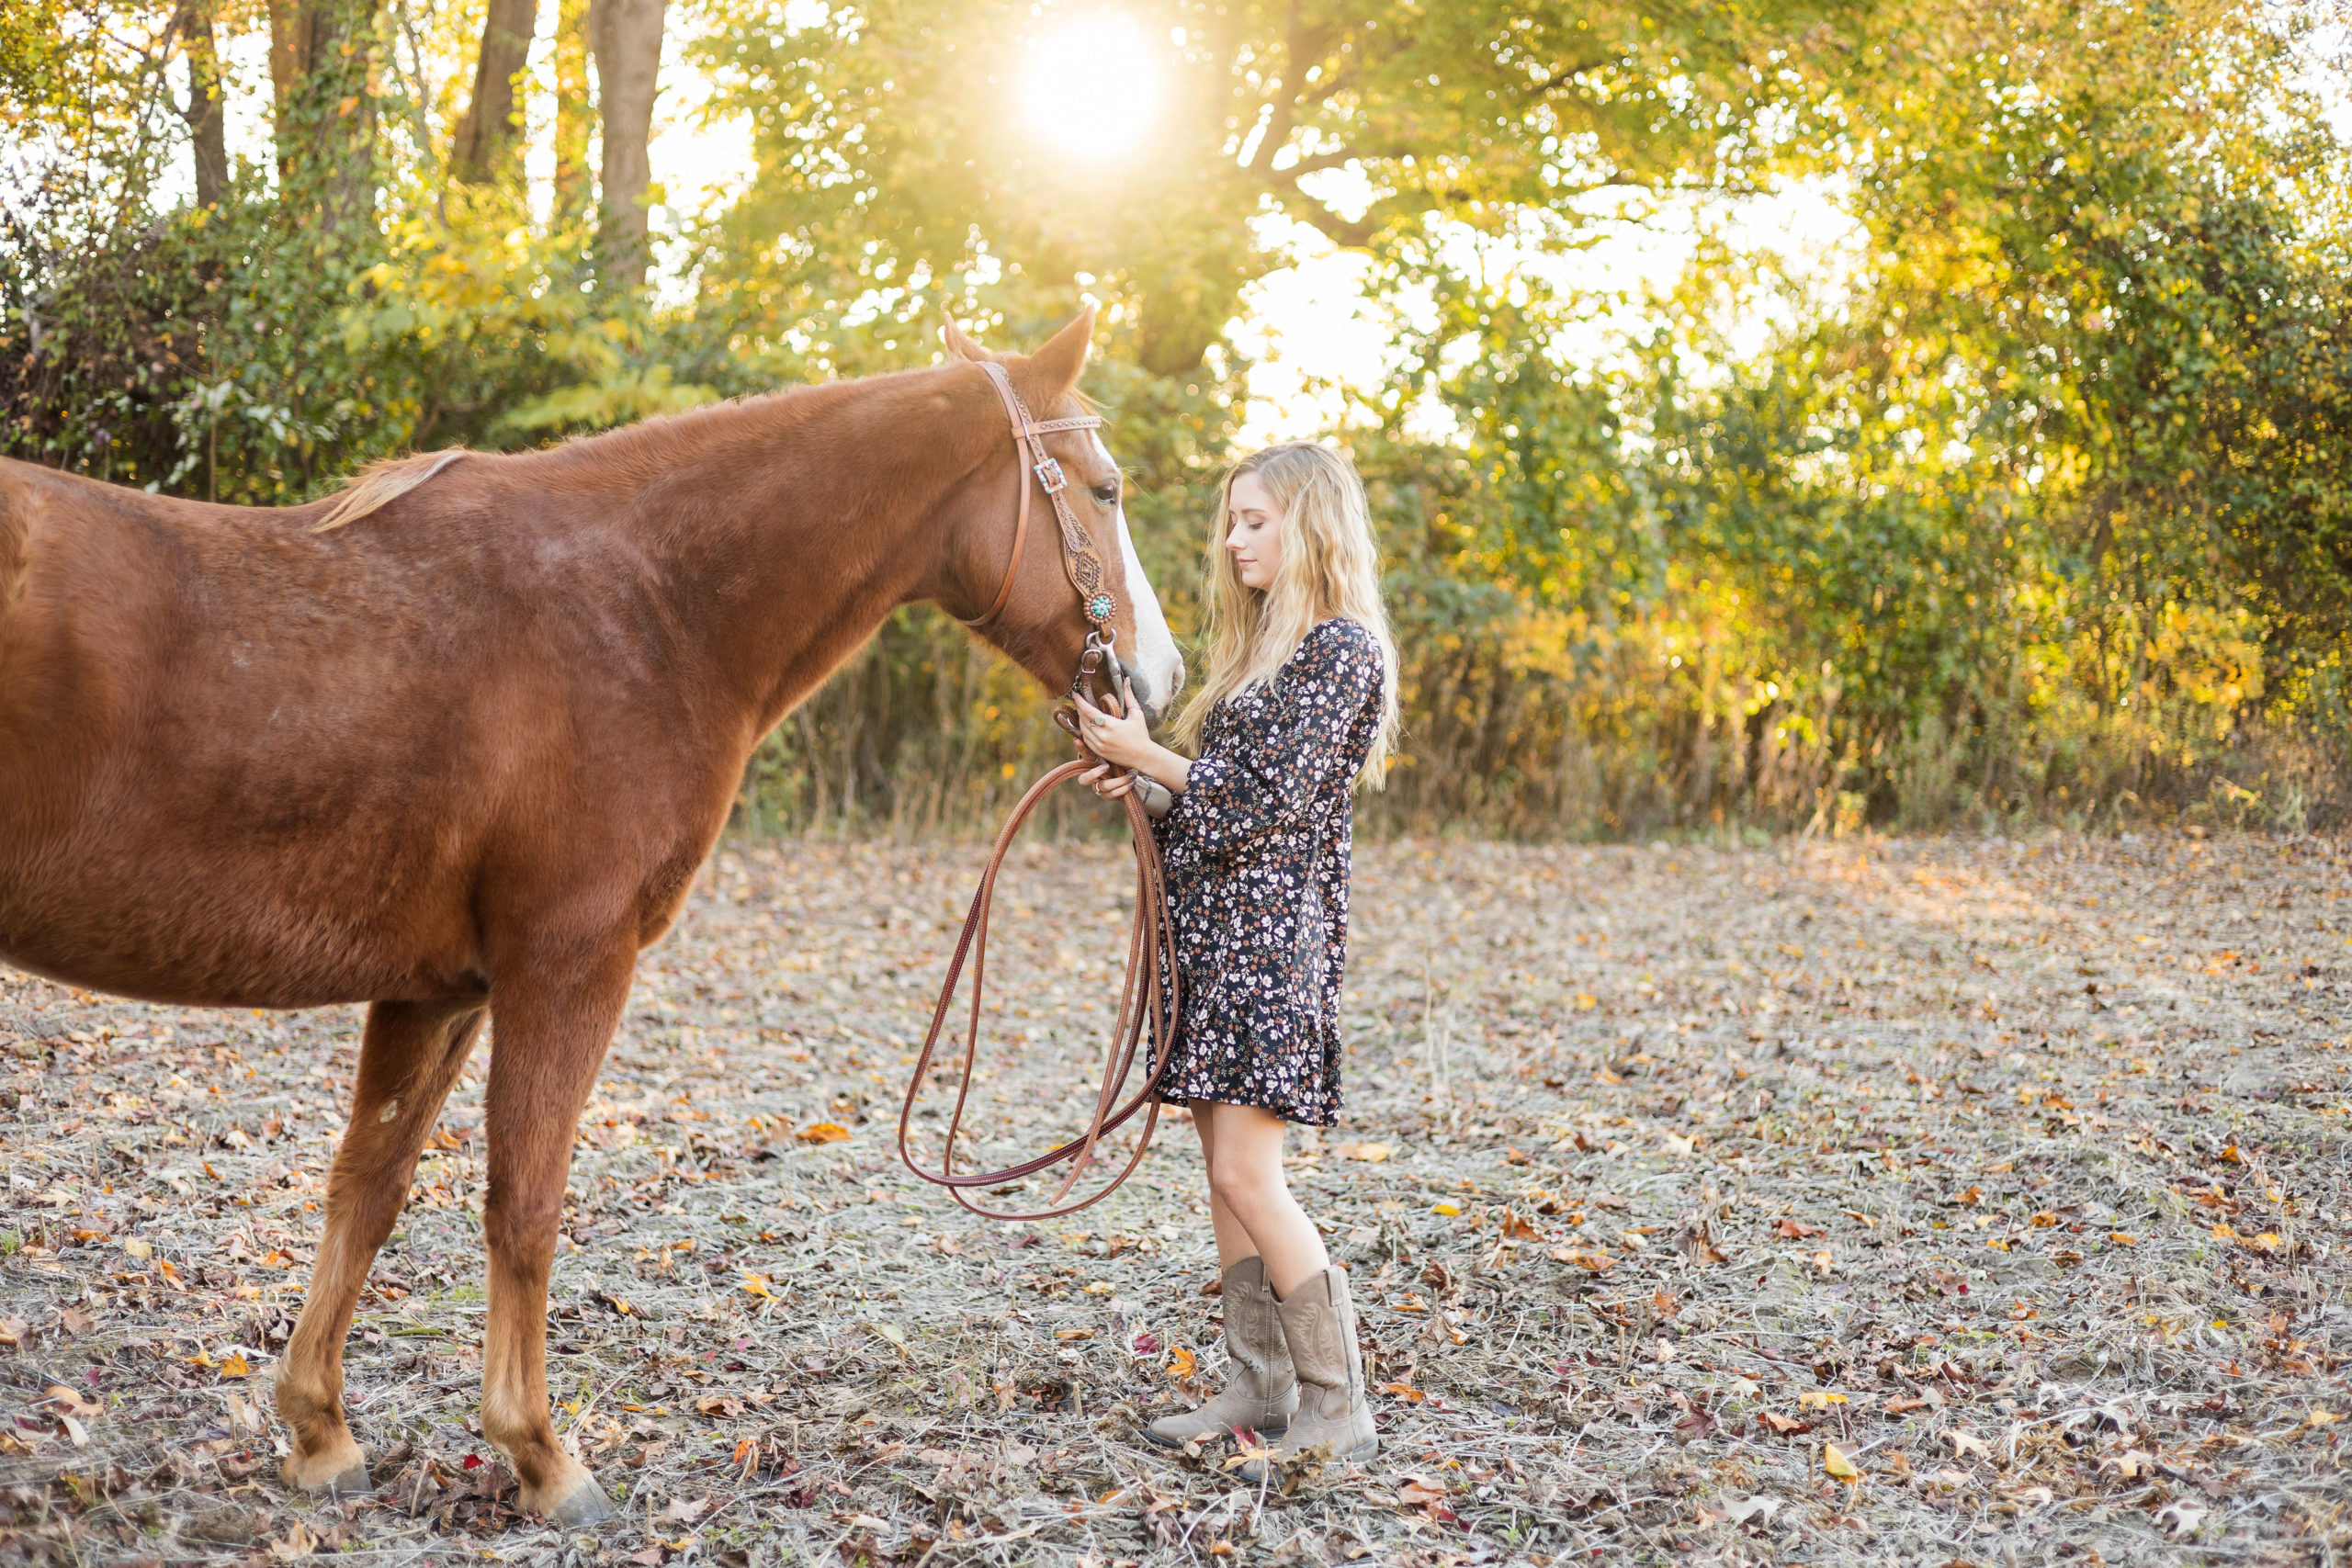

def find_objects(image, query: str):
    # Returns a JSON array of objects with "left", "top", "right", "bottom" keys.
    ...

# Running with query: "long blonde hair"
[{"left": 1173, "top": 442, "right": 1400, "bottom": 788}]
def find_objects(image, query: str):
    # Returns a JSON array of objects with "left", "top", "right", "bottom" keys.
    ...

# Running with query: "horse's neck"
[{"left": 581, "top": 375, "right": 981, "bottom": 737}]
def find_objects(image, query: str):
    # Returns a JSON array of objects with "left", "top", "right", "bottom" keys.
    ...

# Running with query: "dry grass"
[{"left": 0, "top": 831, "right": 2346, "bottom": 1566}]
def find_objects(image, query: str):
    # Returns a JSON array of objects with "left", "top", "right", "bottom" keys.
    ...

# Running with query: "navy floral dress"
[{"left": 1151, "top": 618, "right": 1386, "bottom": 1126}]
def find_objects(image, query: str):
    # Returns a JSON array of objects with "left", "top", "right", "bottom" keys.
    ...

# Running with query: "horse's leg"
[
  {"left": 278, "top": 998, "right": 486, "bottom": 1495},
  {"left": 477, "top": 951, "right": 633, "bottom": 1524}
]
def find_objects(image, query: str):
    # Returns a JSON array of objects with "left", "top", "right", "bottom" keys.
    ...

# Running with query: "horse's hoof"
[{"left": 549, "top": 1480, "right": 614, "bottom": 1526}]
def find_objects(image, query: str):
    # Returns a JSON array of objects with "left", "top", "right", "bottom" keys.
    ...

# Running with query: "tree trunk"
[
  {"left": 266, "top": 0, "right": 381, "bottom": 229},
  {"left": 176, "top": 0, "right": 229, "bottom": 209},
  {"left": 551, "top": 0, "right": 593, "bottom": 224},
  {"left": 586, "top": 0, "right": 667, "bottom": 289},
  {"left": 449, "top": 0, "right": 539, "bottom": 185}
]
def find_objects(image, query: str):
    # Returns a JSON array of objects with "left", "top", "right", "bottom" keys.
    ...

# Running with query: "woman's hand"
[{"left": 1072, "top": 680, "right": 1153, "bottom": 772}]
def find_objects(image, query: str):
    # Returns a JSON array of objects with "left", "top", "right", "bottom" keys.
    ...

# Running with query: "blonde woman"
[{"left": 1075, "top": 442, "right": 1398, "bottom": 1480}]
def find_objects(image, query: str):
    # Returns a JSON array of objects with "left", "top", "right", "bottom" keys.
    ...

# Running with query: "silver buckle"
[{"left": 1035, "top": 457, "right": 1067, "bottom": 494}]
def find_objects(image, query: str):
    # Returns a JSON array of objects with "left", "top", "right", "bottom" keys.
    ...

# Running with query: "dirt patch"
[{"left": 0, "top": 832, "right": 2346, "bottom": 1564}]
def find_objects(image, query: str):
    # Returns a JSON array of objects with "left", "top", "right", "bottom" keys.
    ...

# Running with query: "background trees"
[{"left": 6, "top": 0, "right": 2350, "bottom": 835}]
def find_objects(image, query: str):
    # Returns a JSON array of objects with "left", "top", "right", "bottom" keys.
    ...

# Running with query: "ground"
[{"left": 0, "top": 832, "right": 2346, "bottom": 1567}]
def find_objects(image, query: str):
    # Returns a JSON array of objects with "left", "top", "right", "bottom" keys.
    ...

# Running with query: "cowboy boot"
[
  {"left": 1236, "top": 1266, "right": 1377, "bottom": 1481},
  {"left": 1145, "top": 1256, "right": 1296, "bottom": 1448}
]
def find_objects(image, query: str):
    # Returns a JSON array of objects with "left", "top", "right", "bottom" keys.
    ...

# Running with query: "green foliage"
[{"left": 6, "top": 0, "right": 2351, "bottom": 836}]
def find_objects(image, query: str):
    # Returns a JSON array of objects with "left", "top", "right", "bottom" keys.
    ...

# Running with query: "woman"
[{"left": 1074, "top": 442, "right": 1398, "bottom": 1480}]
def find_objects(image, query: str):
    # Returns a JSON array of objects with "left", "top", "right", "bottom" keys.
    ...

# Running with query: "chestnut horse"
[{"left": 0, "top": 312, "right": 1181, "bottom": 1522}]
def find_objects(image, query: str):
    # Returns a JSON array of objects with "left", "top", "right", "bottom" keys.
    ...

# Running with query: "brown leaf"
[
  {"left": 1395, "top": 1477, "right": 1448, "bottom": 1506},
  {"left": 1774, "top": 1218, "right": 1826, "bottom": 1239},
  {"left": 1758, "top": 1411, "right": 1808, "bottom": 1435}
]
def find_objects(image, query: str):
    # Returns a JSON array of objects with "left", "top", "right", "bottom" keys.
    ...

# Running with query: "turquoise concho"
[{"left": 1086, "top": 593, "right": 1115, "bottom": 624}]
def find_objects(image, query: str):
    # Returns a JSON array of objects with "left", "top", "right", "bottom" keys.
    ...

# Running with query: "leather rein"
[{"left": 895, "top": 362, "right": 1182, "bottom": 1222}]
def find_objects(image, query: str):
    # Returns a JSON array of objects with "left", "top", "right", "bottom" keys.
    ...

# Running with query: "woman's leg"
[
  {"left": 1190, "top": 1105, "right": 1259, "bottom": 1272},
  {"left": 1196, "top": 1101, "right": 1330, "bottom": 1297},
  {"left": 1148, "top": 1103, "right": 1299, "bottom": 1446}
]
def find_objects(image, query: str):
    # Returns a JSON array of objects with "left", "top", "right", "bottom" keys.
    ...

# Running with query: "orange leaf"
[
  {"left": 1375, "top": 1381, "right": 1428, "bottom": 1404},
  {"left": 1774, "top": 1218, "right": 1825, "bottom": 1239},
  {"left": 796, "top": 1122, "right": 852, "bottom": 1145},
  {"left": 1164, "top": 1344, "right": 1197, "bottom": 1380},
  {"left": 1758, "top": 1411, "right": 1807, "bottom": 1435}
]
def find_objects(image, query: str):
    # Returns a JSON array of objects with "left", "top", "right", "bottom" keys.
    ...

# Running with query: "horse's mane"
[{"left": 313, "top": 449, "right": 471, "bottom": 533}]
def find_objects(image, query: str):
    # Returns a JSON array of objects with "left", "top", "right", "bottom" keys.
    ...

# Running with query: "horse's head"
[{"left": 939, "top": 310, "right": 1184, "bottom": 728}]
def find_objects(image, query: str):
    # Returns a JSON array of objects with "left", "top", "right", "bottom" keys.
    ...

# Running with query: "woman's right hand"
[{"left": 1080, "top": 761, "right": 1135, "bottom": 801}]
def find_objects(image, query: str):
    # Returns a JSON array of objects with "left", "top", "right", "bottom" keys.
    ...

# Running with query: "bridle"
[
  {"left": 896, "top": 361, "right": 1182, "bottom": 1222},
  {"left": 958, "top": 361, "right": 1121, "bottom": 708}
]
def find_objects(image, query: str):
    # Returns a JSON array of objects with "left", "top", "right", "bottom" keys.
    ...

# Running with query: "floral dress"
[{"left": 1150, "top": 618, "right": 1386, "bottom": 1126}]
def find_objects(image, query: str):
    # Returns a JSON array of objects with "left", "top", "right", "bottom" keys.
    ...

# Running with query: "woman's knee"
[{"left": 1207, "top": 1157, "right": 1282, "bottom": 1220}]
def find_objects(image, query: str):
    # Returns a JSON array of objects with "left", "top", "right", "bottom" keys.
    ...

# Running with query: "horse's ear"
[
  {"left": 1018, "top": 308, "right": 1096, "bottom": 401},
  {"left": 942, "top": 317, "right": 991, "bottom": 363}
]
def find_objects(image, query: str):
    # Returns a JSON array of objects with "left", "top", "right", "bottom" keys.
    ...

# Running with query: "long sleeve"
[{"left": 1164, "top": 620, "right": 1382, "bottom": 863}]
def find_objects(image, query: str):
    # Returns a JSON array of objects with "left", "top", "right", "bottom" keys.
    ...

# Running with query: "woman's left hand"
[{"left": 1073, "top": 680, "right": 1152, "bottom": 771}]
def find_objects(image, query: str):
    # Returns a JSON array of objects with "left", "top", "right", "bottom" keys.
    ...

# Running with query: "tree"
[
  {"left": 451, "top": 0, "right": 541, "bottom": 186},
  {"left": 174, "top": 0, "right": 228, "bottom": 209},
  {"left": 588, "top": 0, "right": 668, "bottom": 288},
  {"left": 266, "top": 0, "right": 382, "bottom": 227}
]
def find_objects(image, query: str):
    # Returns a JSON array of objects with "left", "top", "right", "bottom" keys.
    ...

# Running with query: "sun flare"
[{"left": 1022, "top": 17, "right": 1162, "bottom": 162}]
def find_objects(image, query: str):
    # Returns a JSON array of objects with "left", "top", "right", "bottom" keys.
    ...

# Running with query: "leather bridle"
[{"left": 896, "top": 361, "right": 1182, "bottom": 1222}]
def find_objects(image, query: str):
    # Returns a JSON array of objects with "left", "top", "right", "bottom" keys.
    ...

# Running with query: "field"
[{"left": 0, "top": 832, "right": 2346, "bottom": 1566}]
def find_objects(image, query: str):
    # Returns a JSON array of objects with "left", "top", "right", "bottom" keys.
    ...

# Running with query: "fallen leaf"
[
  {"left": 0, "top": 1320, "right": 28, "bottom": 1348},
  {"left": 1758, "top": 1411, "right": 1807, "bottom": 1435},
  {"left": 1395, "top": 1477, "right": 1448, "bottom": 1506},
  {"left": 1823, "top": 1443, "right": 1860, "bottom": 1481},
  {"left": 1430, "top": 1202, "right": 1461, "bottom": 1217},
  {"left": 122, "top": 1239, "right": 153, "bottom": 1261},
  {"left": 1774, "top": 1218, "right": 1825, "bottom": 1239},
  {"left": 2156, "top": 1500, "right": 2207, "bottom": 1536},
  {"left": 1336, "top": 1142, "right": 1390, "bottom": 1162},
  {"left": 1375, "top": 1381, "right": 1428, "bottom": 1404},
  {"left": 1164, "top": 1344, "right": 1196, "bottom": 1380},
  {"left": 1054, "top": 1328, "right": 1094, "bottom": 1341},
  {"left": 1940, "top": 1429, "right": 1990, "bottom": 1461},
  {"left": 1388, "top": 1293, "right": 1430, "bottom": 1313},
  {"left": 796, "top": 1122, "right": 852, "bottom": 1144},
  {"left": 1724, "top": 1495, "right": 1781, "bottom": 1526},
  {"left": 218, "top": 1351, "right": 251, "bottom": 1379},
  {"left": 1500, "top": 1211, "right": 1541, "bottom": 1241}
]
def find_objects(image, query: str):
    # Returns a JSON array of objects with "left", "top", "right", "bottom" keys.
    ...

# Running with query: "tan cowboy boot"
[
  {"left": 1236, "top": 1266, "right": 1377, "bottom": 1481},
  {"left": 1146, "top": 1257, "right": 1296, "bottom": 1448}
]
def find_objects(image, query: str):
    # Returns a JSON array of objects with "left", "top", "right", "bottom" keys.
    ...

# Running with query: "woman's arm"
[{"left": 1165, "top": 623, "right": 1380, "bottom": 858}]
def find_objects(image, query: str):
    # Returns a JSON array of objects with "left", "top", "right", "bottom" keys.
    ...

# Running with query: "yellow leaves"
[
  {"left": 741, "top": 1271, "right": 775, "bottom": 1300},
  {"left": 1389, "top": 1293, "right": 1430, "bottom": 1313},
  {"left": 219, "top": 1350, "right": 252, "bottom": 1378},
  {"left": 1163, "top": 1344, "right": 1197, "bottom": 1381},
  {"left": 2306, "top": 1408, "right": 2342, "bottom": 1429},
  {"left": 1575, "top": 993, "right": 1598, "bottom": 1011},
  {"left": 1797, "top": 1390, "right": 1848, "bottom": 1409},
  {"left": 796, "top": 1122, "right": 852, "bottom": 1144},
  {"left": 1823, "top": 1442, "right": 1860, "bottom": 1481},
  {"left": 1430, "top": 1202, "right": 1461, "bottom": 1217},
  {"left": 1812, "top": 1250, "right": 1837, "bottom": 1275}
]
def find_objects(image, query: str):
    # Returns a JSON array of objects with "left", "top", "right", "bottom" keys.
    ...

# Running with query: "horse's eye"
[{"left": 1091, "top": 482, "right": 1120, "bottom": 506}]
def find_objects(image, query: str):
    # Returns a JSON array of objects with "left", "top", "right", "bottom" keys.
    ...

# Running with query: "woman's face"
[{"left": 1225, "top": 472, "right": 1283, "bottom": 592}]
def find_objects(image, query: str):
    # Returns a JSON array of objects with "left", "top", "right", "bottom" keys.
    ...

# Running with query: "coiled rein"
[{"left": 895, "top": 365, "right": 1182, "bottom": 1222}]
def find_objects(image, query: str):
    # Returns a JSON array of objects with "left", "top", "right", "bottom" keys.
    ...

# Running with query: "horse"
[{"left": 0, "top": 310, "right": 1182, "bottom": 1523}]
